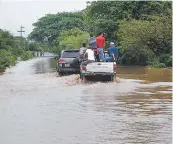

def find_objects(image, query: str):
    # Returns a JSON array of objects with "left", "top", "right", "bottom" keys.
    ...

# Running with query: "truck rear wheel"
[
  {"left": 109, "top": 75, "right": 115, "bottom": 82},
  {"left": 58, "top": 72, "right": 64, "bottom": 76},
  {"left": 82, "top": 76, "right": 88, "bottom": 82},
  {"left": 80, "top": 73, "right": 83, "bottom": 80}
]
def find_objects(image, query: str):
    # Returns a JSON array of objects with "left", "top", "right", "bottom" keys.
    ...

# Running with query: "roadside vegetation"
[
  {"left": 0, "top": 30, "right": 34, "bottom": 72},
  {"left": 0, "top": 28, "right": 52, "bottom": 72},
  {"left": 28, "top": 1, "right": 172, "bottom": 68}
]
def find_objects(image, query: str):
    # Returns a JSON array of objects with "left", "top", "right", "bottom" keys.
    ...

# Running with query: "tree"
[
  {"left": 53, "top": 28, "right": 89, "bottom": 53},
  {"left": 28, "top": 12, "right": 86, "bottom": 45},
  {"left": 84, "top": 1, "right": 172, "bottom": 42},
  {"left": 117, "top": 15, "right": 171, "bottom": 55},
  {"left": 0, "top": 29, "right": 34, "bottom": 72},
  {"left": 28, "top": 1, "right": 172, "bottom": 67},
  {"left": 117, "top": 15, "right": 172, "bottom": 66}
]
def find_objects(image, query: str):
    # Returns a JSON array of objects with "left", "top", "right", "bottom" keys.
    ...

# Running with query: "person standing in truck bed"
[
  {"left": 79, "top": 43, "right": 87, "bottom": 60},
  {"left": 71, "top": 43, "right": 87, "bottom": 67},
  {"left": 88, "top": 33, "right": 100, "bottom": 62},
  {"left": 96, "top": 32, "right": 105, "bottom": 61}
]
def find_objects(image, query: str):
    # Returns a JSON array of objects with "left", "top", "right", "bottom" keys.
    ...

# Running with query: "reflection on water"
[
  {"left": 0, "top": 56, "right": 172, "bottom": 144},
  {"left": 33, "top": 57, "right": 56, "bottom": 74},
  {"left": 79, "top": 79, "right": 171, "bottom": 144},
  {"left": 6, "top": 53, "right": 57, "bottom": 76},
  {"left": 117, "top": 66, "right": 172, "bottom": 82}
]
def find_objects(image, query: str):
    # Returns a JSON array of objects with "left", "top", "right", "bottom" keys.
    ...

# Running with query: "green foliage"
[
  {"left": 20, "top": 51, "right": 34, "bottom": 61},
  {"left": 0, "top": 50, "right": 16, "bottom": 72},
  {"left": 84, "top": 1, "right": 172, "bottom": 66},
  {"left": 28, "top": 12, "right": 86, "bottom": 44},
  {"left": 59, "top": 28, "right": 89, "bottom": 48},
  {"left": 39, "top": 44, "right": 50, "bottom": 52},
  {"left": 0, "top": 29, "right": 34, "bottom": 72},
  {"left": 159, "top": 54, "right": 172, "bottom": 67},
  {"left": 14, "top": 36, "right": 28, "bottom": 50},
  {"left": 51, "top": 46, "right": 60, "bottom": 54},
  {"left": 28, "top": 1, "right": 172, "bottom": 68},
  {"left": 119, "top": 48, "right": 153, "bottom": 66},
  {"left": 52, "top": 28, "right": 89, "bottom": 53},
  {"left": 28, "top": 42, "right": 40, "bottom": 51},
  {"left": 148, "top": 61, "right": 166, "bottom": 68},
  {"left": 117, "top": 15, "right": 172, "bottom": 65},
  {"left": 84, "top": 1, "right": 171, "bottom": 42}
]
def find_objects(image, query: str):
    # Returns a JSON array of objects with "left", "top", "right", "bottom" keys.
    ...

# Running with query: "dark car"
[{"left": 56, "top": 49, "right": 80, "bottom": 75}]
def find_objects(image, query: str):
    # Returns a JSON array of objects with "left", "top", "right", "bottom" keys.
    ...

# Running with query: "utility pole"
[{"left": 17, "top": 25, "right": 25, "bottom": 48}]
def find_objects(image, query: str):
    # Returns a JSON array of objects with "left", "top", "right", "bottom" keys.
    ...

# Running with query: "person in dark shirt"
[
  {"left": 71, "top": 43, "right": 87, "bottom": 67},
  {"left": 88, "top": 33, "right": 100, "bottom": 62},
  {"left": 88, "top": 33, "right": 97, "bottom": 49},
  {"left": 79, "top": 43, "right": 87, "bottom": 60}
]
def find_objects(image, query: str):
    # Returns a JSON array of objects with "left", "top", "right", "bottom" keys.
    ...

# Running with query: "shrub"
[
  {"left": 53, "top": 28, "right": 89, "bottom": 53},
  {"left": 148, "top": 61, "right": 166, "bottom": 68},
  {"left": 20, "top": 51, "right": 34, "bottom": 61},
  {"left": 117, "top": 15, "right": 171, "bottom": 66},
  {"left": 159, "top": 54, "right": 172, "bottom": 67},
  {"left": 119, "top": 48, "right": 152, "bottom": 66},
  {"left": 0, "top": 50, "right": 16, "bottom": 72}
]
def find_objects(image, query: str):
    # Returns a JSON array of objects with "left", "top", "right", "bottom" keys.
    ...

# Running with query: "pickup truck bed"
[{"left": 80, "top": 61, "right": 117, "bottom": 82}]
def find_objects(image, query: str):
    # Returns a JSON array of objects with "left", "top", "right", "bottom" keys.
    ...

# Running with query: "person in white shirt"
[{"left": 82, "top": 47, "right": 95, "bottom": 65}]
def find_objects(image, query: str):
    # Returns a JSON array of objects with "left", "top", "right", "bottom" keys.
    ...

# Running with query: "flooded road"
[{"left": 0, "top": 56, "right": 172, "bottom": 144}]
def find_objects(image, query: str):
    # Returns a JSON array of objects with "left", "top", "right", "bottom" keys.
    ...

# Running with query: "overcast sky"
[{"left": 0, "top": 0, "right": 87, "bottom": 37}]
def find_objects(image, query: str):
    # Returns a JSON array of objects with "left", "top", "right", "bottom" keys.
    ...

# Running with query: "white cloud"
[
  {"left": 0, "top": 0, "right": 87, "bottom": 37},
  {"left": 1, "top": 0, "right": 87, "bottom": 2}
]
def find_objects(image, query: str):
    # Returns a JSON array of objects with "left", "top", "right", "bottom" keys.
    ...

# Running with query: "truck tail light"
[
  {"left": 114, "top": 63, "right": 117, "bottom": 71},
  {"left": 82, "top": 66, "right": 86, "bottom": 71}
]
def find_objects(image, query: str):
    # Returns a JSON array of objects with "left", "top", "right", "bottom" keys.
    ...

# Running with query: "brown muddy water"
[{"left": 0, "top": 56, "right": 172, "bottom": 144}]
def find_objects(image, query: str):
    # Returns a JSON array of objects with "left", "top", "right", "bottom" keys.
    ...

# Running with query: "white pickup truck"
[{"left": 80, "top": 51, "right": 117, "bottom": 82}]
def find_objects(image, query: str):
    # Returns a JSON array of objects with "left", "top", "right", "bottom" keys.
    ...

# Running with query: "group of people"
[
  {"left": 36, "top": 51, "right": 44, "bottom": 57},
  {"left": 71, "top": 32, "right": 119, "bottom": 66},
  {"left": 79, "top": 32, "right": 119, "bottom": 65}
]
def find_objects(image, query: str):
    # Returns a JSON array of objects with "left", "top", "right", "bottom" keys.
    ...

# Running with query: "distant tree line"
[{"left": 28, "top": 1, "right": 172, "bottom": 68}]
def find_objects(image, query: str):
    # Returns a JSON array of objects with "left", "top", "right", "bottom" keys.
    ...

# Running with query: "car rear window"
[{"left": 61, "top": 51, "right": 79, "bottom": 58}]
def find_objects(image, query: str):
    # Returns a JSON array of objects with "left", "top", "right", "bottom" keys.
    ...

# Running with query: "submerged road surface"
[{"left": 0, "top": 56, "right": 172, "bottom": 144}]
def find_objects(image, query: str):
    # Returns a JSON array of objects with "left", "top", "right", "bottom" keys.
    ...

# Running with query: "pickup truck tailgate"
[{"left": 86, "top": 62, "right": 114, "bottom": 73}]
